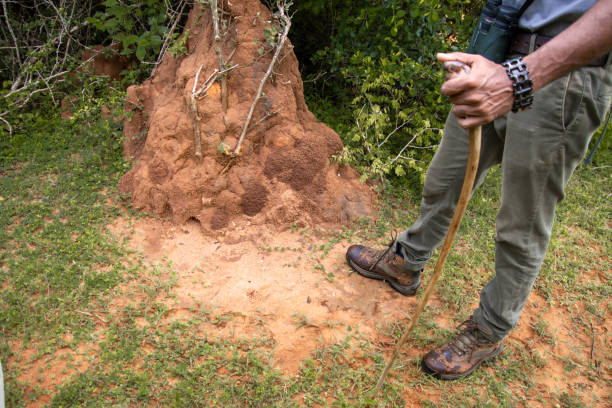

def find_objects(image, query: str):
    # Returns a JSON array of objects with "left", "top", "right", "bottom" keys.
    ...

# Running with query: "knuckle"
[
  {"left": 466, "top": 78, "right": 479, "bottom": 88},
  {"left": 467, "top": 94, "right": 480, "bottom": 104}
]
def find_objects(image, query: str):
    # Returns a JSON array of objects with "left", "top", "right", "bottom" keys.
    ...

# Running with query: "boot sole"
[
  {"left": 421, "top": 343, "right": 504, "bottom": 381},
  {"left": 346, "top": 253, "right": 420, "bottom": 296}
]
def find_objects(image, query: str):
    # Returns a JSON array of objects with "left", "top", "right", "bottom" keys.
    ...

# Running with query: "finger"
[
  {"left": 451, "top": 109, "right": 478, "bottom": 129},
  {"left": 437, "top": 52, "right": 478, "bottom": 66},
  {"left": 452, "top": 102, "right": 491, "bottom": 117},
  {"left": 448, "top": 92, "right": 481, "bottom": 106},
  {"left": 441, "top": 76, "right": 478, "bottom": 96},
  {"left": 451, "top": 105, "right": 491, "bottom": 129},
  {"left": 456, "top": 115, "right": 487, "bottom": 129},
  {"left": 451, "top": 104, "right": 469, "bottom": 118},
  {"left": 440, "top": 57, "right": 480, "bottom": 96}
]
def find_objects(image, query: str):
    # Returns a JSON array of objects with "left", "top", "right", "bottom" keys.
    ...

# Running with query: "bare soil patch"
[{"left": 109, "top": 216, "right": 417, "bottom": 374}]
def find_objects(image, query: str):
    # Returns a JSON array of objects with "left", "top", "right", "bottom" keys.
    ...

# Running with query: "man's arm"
[{"left": 437, "top": 0, "right": 612, "bottom": 129}]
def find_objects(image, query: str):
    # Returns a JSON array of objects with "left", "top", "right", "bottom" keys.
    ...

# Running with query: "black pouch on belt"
[{"left": 468, "top": 0, "right": 533, "bottom": 63}]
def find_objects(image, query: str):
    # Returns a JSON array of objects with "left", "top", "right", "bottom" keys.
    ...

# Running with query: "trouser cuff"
[
  {"left": 394, "top": 241, "right": 431, "bottom": 272},
  {"left": 472, "top": 308, "right": 507, "bottom": 342}
]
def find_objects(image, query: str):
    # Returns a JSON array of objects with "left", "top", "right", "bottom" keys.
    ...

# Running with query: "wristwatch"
[{"left": 502, "top": 57, "right": 534, "bottom": 113}]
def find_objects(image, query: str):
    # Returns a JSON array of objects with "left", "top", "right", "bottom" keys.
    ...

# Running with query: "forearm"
[{"left": 525, "top": 0, "right": 612, "bottom": 91}]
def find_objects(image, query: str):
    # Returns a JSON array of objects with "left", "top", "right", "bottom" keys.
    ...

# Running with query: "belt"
[{"left": 509, "top": 32, "right": 610, "bottom": 67}]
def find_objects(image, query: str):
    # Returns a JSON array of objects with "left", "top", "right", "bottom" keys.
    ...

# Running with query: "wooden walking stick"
[{"left": 375, "top": 61, "right": 482, "bottom": 391}]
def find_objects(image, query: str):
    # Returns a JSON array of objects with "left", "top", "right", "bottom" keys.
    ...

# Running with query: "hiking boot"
[
  {"left": 345, "top": 238, "right": 421, "bottom": 296},
  {"left": 422, "top": 316, "right": 503, "bottom": 380}
]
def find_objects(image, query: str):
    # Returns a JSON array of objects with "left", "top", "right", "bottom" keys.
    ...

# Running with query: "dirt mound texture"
[{"left": 119, "top": 0, "right": 374, "bottom": 232}]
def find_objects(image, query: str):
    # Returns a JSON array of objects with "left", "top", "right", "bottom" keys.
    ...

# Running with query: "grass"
[
  {"left": 0, "top": 116, "right": 127, "bottom": 324},
  {"left": 0, "top": 100, "right": 610, "bottom": 406}
]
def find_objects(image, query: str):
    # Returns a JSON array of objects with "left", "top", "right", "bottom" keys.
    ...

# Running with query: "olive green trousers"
[{"left": 396, "top": 64, "right": 612, "bottom": 341}]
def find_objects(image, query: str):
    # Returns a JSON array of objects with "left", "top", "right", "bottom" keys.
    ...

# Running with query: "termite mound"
[{"left": 119, "top": 0, "right": 374, "bottom": 233}]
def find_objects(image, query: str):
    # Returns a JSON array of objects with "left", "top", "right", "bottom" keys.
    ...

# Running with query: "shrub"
[{"left": 294, "top": 1, "right": 481, "bottom": 188}]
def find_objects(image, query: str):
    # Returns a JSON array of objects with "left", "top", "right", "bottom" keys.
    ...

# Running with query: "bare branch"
[
  {"left": 234, "top": 1, "right": 291, "bottom": 156},
  {"left": 189, "top": 65, "right": 207, "bottom": 158},
  {"left": 247, "top": 109, "right": 279, "bottom": 133},
  {"left": 354, "top": 104, "right": 370, "bottom": 154},
  {"left": 211, "top": 0, "right": 221, "bottom": 42},
  {"left": 0, "top": 112, "right": 12, "bottom": 134},
  {"left": 210, "top": 0, "right": 229, "bottom": 112},
  {"left": 302, "top": 71, "right": 327, "bottom": 83},
  {"left": 389, "top": 127, "right": 438, "bottom": 166},
  {"left": 153, "top": 0, "right": 187, "bottom": 75},
  {"left": 377, "top": 117, "right": 413, "bottom": 149},
  {"left": 5, "top": 69, "right": 70, "bottom": 99},
  {"left": 2, "top": 0, "right": 20, "bottom": 64}
]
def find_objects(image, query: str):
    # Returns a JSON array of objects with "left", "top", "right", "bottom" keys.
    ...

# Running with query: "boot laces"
[
  {"left": 448, "top": 318, "right": 493, "bottom": 358},
  {"left": 367, "top": 231, "right": 398, "bottom": 272}
]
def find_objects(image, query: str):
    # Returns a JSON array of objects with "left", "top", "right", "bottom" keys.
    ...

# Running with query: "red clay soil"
[{"left": 118, "top": 0, "right": 374, "bottom": 233}]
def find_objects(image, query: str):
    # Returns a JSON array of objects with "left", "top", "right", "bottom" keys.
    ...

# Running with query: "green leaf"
[
  {"left": 103, "top": 18, "right": 118, "bottom": 33},
  {"left": 150, "top": 35, "right": 163, "bottom": 47},
  {"left": 122, "top": 35, "right": 139, "bottom": 49},
  {"left": 217, "top": 142, "right": 230, "bottom": 154},
  {"left": 135, "top": 46, "right": 146, "bottom": 61},
  {"left": 138, "top": 34, "right": 151, "bottom": 47}
]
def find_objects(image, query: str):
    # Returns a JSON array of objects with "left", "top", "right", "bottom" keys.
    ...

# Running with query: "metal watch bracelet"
[{"left": 502, "top": 57, "right": 534, "bottom": 113}]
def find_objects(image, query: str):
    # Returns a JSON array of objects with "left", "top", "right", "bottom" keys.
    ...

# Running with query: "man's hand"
[{"left": 437, "top": 52, "right": 514, "bottom": 129}]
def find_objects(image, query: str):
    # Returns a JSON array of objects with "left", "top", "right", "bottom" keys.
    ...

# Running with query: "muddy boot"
[
  {"left": 422, "top": 316, "right": 503, "bottom": 380},
  {"left": 345, "top": 238, "right": 421, "bottom": 296}
]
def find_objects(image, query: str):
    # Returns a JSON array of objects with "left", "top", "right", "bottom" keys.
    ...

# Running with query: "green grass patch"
[
  {"left": 0, "top": 111, "right": 130, "bottom": 342},
  {"left": 0, "top": 106, "right": 134, "bottom": 405}
]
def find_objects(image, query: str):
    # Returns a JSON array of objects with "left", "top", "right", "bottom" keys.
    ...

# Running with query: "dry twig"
[
  {"left": 2, "top": 0, "right": 21, "bottom": 64},
  {"left": 0, "top": 112, "right": 12, "bottom": 134},
  {"left": 77, "top": 310, "right": 108, "bottom": 324},
  {"left": 247, "top": 109, "right": 279, "bottom": 133},
  {"left": 234, "top": 1, "right": 292, "bottom": 156},
  {"left": 153, "top": 0, "right": 188, "bottom": 75},
  {"left": 210, "top": 0, "right": 229, "bottom": 111},
  {"left": 389, "top": 127, "right": 439, "bottom": 166},
  {"left": 189, "top": 63, "right": 239, "bottom": 158},
  {"left": 189, "top": 65, "right": 218, "bottom": 158}
]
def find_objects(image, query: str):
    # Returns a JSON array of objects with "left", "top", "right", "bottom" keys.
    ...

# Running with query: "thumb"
[
  {"left": 438, "top": 52, "right": 479, "bottom": 96},
  {"left": 437, "top": 52, "right": 478, "bottom": 66}
]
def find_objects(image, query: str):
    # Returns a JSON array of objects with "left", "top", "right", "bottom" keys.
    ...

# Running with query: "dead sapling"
[
  {"left": 210, "top": 0, "right": 231, "bottom": 112},
  {"left": 189, "top": 65, "right": 218, "bottom": 159},
  {"left": 233, "top": 1, "right": 292, "bottom": 156},
  {"left": 152, "top": 0, "right": 188, "bottom": 76},
  {"left": 188, "top": 59, "right": 238, "bottom": 158}
]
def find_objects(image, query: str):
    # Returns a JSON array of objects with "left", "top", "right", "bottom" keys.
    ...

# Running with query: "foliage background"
[{"left": 292, "top": 0, "right": 483, "bottom": 188}]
